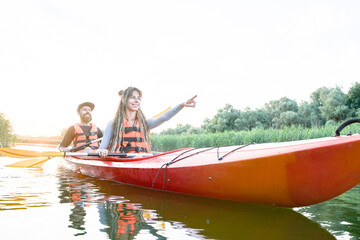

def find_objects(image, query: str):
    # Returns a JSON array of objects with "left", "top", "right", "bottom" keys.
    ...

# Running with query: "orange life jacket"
[
  {"left": 73, "top": 123, "right": 100, "bottom": 152},
  {"left": 115, "top": 120, "right": 148, "bottom": 153}
]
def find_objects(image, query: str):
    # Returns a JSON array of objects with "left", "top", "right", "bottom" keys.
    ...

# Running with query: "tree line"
[{"left": 159, "top": 83, "right": 360, "bottom": 135}]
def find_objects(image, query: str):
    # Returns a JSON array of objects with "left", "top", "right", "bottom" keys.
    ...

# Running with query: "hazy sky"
[{"left": 1, "top": 0, "right": 359, "bottom": 137}]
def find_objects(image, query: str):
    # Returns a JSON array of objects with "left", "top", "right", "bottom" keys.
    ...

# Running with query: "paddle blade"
[
  {"left": 0, "top": 148, "right": 64, "bottom": 158},
  {"left": 7, "top": 157, "right": 51, "bottom": 168}
]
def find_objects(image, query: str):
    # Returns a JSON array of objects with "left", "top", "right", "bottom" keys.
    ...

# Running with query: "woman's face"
[{"left": 126, "top": 90, "right": 141, "bottom": 112}]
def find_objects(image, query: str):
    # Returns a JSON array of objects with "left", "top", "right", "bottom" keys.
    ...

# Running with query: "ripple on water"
[{"left": 0, "top": 155, "right": 59, "bottom": 210}]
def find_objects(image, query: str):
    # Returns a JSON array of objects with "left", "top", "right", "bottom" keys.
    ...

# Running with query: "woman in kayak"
[{"left": 98, "top": 86, "right": 196, "bottom": 157}]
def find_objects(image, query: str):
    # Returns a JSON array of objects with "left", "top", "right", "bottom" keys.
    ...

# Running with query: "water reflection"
[
  {"left": 57, "top": 167, "right": 336, "bottom": 240},
  {"left": 99, "top": 202, "right": 157, "bottom": 239},
  {"left": 0, "top": 162, "right": 53, "bottom": 210},
  {"left": 57, "top": 177, "right": 88, "bottom": 236},
  {"left": 295, "top": 185, "right": 360, "bottom": 240}
]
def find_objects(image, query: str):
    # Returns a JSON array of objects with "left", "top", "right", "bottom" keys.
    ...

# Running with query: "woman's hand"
[
  {"left": 97, "top": 149, "right": 109, "bottom": 158},
  {"left": 180, "top": 95, "right": 197, "bottom": 108}
]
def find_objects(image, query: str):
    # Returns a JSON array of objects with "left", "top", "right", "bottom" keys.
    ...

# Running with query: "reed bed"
[{"left": 151, "top": 124, "right": 360, "bottom": 152}]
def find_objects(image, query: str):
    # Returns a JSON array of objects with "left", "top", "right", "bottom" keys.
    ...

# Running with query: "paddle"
[
  {"left": 7, "top": 157, "right": 52, "bottom": 168},
  {"left": 152, "top": 107, "right": 171, "bottom": 118},
  {"left": 4, "top": 138, "right": 103, "bottom": 168},
  {"left": 68, "top": 137, "right": 102, "bottom": 152},
  {"left": 0, "top": 147, "right": 152, "bottom": 159}
]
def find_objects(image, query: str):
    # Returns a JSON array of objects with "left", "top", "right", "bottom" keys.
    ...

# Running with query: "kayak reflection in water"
[
  {"left": 97, "top": 201, "right": 163, "bottom": 239},
  {"left": 55, "top": 170, "right": 336, "bottom": 240},
  {"left": 98, "top": 86, "right": 197, "bottom": 157},
  {"left": 57, "top": 174, "right": 171, "bottom": 239}
]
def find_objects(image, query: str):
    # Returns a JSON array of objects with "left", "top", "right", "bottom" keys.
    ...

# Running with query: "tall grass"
[{"left": 151, "top": 124, "right": 360, "bottom": 152}]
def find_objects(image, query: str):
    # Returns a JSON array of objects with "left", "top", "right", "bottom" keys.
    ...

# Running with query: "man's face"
[{"left": 79, "top": 106, "right": 92, "bottom": 123}]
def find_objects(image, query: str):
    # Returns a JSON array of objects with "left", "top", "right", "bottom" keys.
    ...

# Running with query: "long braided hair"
[{"left": 108, "top": 87, "right": 151, "bottom": 153}]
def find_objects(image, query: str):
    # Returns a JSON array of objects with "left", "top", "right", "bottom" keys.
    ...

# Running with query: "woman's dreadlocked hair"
[{"left": 108, "top": 87, "right": 151, "bottom": 153}]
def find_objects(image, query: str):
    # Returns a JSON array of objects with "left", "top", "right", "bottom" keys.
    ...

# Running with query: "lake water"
[{"left": 0, "top": 144, "right": 359, "bottom": 240}]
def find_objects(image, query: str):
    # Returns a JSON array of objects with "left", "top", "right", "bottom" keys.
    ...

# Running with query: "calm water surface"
[{"left": 0, "top": 144, "right": 359, "bottom": 240}]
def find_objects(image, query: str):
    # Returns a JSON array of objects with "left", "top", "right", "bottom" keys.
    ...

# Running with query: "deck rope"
[
  {"left": 152, "top": 147, "right": 217, "bottom": 189},
  {"left": 217, "top": 143, "right": 255, "bottom": 161}
]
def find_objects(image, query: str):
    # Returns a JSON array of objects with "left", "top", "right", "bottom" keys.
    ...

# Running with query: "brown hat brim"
[{"left": 77, "top": 102, "right": 95, "bottom": 112}]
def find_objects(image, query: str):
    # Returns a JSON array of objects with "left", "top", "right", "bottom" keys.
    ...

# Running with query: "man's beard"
[{"left": 80, "top": 113, "right": 92, "bottom": 123}]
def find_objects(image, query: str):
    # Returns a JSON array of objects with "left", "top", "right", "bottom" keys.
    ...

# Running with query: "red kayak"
[{"left": 64, "top": 133, "right": 360, "bottom": 207}]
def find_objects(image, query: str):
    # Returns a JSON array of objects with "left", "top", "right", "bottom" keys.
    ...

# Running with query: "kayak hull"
[{"left": 64, "top": 135, "right": 360, "bottom": 207}]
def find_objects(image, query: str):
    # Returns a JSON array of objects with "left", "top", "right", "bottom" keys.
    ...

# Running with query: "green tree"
[
  {"left": 298, "top": 101, "right": 322, "bottom": 127},
  {"left": 239, "top": 108, "right": 270, "bottom": 130},
  {"left": 202, "top": 117, "right": 217, "bottom": 133},
  {"left": 279, "top": 111, "right": 300, "bottom": 127},
  {"left": 201, "top": 104, "right": 242, "bottom": 132},
  {"left": 0, "top": 113, "right": 14, "bottom": 147},
  {"left": 309, "top": 87, "right": 329, "bottom": 125},
  {"left": 253, "top": 109, "right": 271, "bottom": 129},
  {"left": 237, "top": 107, "right": 255, "bottom": 131},
  {"left": 264, "top": 97, "right": 299, "bottom": 128},
  {"left": 160, "top": 124, "right": 192, "bottom": 135},
  {"left": 346, "top": 82, "right": 360, "bottom": 116},
  {"left": 187, "top": 126, "right": 204, "bottom": 134},
  {"left": 318, "top": 87, "right": 350, "bottom": 122}
]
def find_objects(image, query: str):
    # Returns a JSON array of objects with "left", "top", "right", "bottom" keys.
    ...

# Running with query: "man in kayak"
[
  {"left": 59, "top": 102, "right": 103, "bottom": 152},
  {"left": 98, "top": 86, "right": 196, "bottom": 157}
]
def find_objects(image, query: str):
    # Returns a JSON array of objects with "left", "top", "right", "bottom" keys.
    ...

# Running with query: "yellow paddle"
[
  {"left": 7, "top": 157, "right": 52, "bottom": 168},
  {"left": 0, "top": 148, "right": 65, "bottom": 158},
  {"left": 0, "top": 148, "right": 151, "bottom": 158},
  {"left": 2, "top": 138, "right": 103, "bottom": 167},
  {"left": 2, "top": 149, "right": 62, "bottom": 168}
]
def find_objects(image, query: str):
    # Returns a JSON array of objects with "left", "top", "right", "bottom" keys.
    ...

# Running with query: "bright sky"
[{"left": 1, "top": 1, "right": 359, "bottom": 137}]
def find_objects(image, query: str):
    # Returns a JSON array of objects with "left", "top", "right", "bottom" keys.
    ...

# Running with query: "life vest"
[
  {"left": 116, "top": 120, "right": 148, "bottom": 153},
  {"left": 73, "top": 123, "right": 100, "bottom": 152}
]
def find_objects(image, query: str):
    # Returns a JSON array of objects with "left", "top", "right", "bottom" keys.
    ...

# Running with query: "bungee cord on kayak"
[
  {"left": 152, "top": 144, "right": 256, "bottom": 190},
  {"left": 152, "top": 147, "right": 218, "bottom": 190},
  {"left": 217, "top": 143, "right": 255, "bottom": 161}
]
